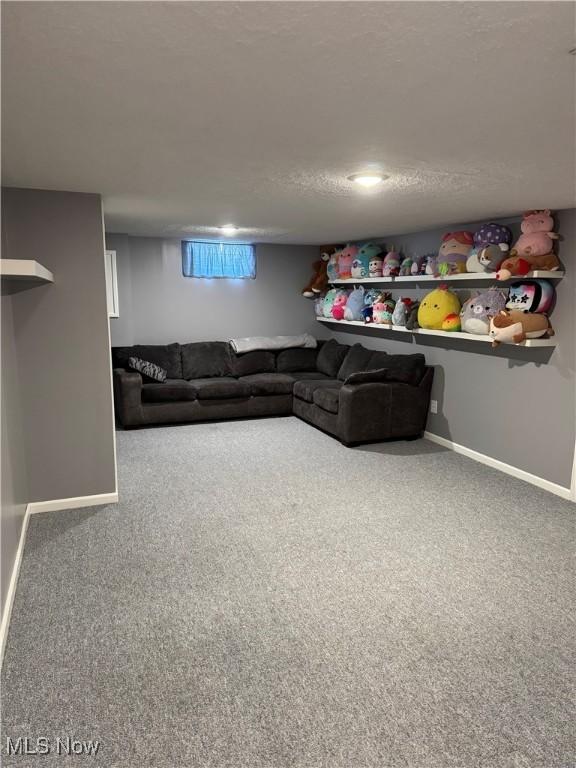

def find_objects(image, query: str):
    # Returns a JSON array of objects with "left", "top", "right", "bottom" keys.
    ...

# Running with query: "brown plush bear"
[{"left": 302, "top": 251, "right": 330, "bottom": 298}]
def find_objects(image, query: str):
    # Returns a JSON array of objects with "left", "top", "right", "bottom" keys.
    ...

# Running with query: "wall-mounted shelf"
[
  {"left": 329, "top": 270, "right": 564, "bottom": 286},
  {"left": 317, "top": 317, "right": 557, "bottom": 347},
  {"left": 1, "top": 259, "right": 54, "bottom": 285}
]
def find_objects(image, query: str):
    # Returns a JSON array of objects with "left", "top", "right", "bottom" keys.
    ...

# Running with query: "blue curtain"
[{"left": 182, "top": 241, "right": 256, "bottom": 279}]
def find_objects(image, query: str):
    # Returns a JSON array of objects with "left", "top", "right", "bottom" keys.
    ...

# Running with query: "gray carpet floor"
[{"left": 1, "top": 417, "right": 574, "bottom": 768}]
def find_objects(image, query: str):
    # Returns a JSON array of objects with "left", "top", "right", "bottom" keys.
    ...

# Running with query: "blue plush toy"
[
  {"left": 343, "top": 286, "right": 365, "bottom": 321},
  {"left": 322, "top": 288, "right": 339, "bottom": 318},
  {"left": 399, "top": 255, "right": 414, "bottom": 276},
  {"left": 360, "top": 288, "right": 381, "bottom": 323},
  {"left": 352, "top": 243, "right": 382, "bottom": 279}
]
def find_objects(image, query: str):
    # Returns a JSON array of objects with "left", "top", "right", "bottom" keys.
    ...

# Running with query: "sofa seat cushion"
[
  {"left": 142, "top": 379, "right": 198, "bottom": 403},
  {"left": 189, "top": 377, "right": 251, "bottom": 400},
  {"left": 313, "top": 387, "right": 341, "bottom": 414},
  {"left": 293, "top": 378, "right": 342, "bottom": 404},
  {"left": 239, "top": 373, "right": 295, "bottom": 396},
  {"left": 182, "top": 342, "right": 232, "bottom": 380}
]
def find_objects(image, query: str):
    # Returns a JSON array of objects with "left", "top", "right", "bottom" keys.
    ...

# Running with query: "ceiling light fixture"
[
  {"left": 348, "top": 172, "right": 388, "bottom": 188},
  {"left": 219, "top": 225, "right": 239, "bottom": 236}
]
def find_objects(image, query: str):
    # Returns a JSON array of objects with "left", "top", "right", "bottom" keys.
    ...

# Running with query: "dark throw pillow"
[
  {"left": 337, "top": 344, "right": 375, "bottom": 381},
  {"left": 316, "top": 339, "right": 349, "bottom": 377},
  {"left": 132, "top": 344, "right": 182, "bottom": 379},
  {"left": 344, "top": 367, "right": 419, "bottom": 386},
  {"left": 128, "top": 356, "right": 167, "bottom": 383},
  {"left": 371, "top": 352, "right": 426, "bottom": 386},
  {"left": 344, "top": 368, "right": 390, "bottom": 385}
]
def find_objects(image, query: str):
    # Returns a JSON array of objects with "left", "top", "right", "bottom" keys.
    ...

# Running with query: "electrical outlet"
[{"left": 430, "top": 400, "right": 438, "bottom": 414}]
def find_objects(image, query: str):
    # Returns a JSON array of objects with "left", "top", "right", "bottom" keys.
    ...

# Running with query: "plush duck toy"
[{"left": 418, "top": 285, "right": 461, "bottom": 330}]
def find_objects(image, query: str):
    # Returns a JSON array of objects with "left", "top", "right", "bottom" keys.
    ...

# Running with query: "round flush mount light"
[
  {"left": 219, "top": 225, "right": 239, "bottom": 236},
  {"left": 347, "top": 172, "right": 389, "bottom": 188}
]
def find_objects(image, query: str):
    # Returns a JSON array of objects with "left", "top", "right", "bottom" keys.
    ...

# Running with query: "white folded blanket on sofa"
[{"left": 229, "top": 334, "right": 317, "bottom": 354}]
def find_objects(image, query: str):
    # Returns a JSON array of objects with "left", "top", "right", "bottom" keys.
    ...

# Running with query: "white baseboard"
[
  {"left": 28, "top": 491, "right": 118, "bottom": 515},
  {"left": 0, "top": 491, "right": 118, "bottom": 665},
  {"left": 0, "top": 504, "right": 30, "bottom": 666},
  {"left": 424, "top": 431, "right": 574, "bottom": 502}
]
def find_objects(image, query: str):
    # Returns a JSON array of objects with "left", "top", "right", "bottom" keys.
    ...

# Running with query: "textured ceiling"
[{"left": 2, "top": 1, "right": 575, "bottom": 244}]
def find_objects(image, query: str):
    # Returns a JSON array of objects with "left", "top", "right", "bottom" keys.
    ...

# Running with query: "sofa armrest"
[
  {"left": 113, "top": 368, "right": 144, "bottom": 426},
  {"left": 338, "top": 378, "right": 431, "bottom": 444}
]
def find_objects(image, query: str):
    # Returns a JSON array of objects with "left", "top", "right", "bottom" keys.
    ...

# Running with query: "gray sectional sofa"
[{"left": 112, "top": 339, "right": 433, "bottom": 445}]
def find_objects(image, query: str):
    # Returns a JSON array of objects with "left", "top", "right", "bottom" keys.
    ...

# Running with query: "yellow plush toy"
[{"left": 417, "top": 285, "right": 461, "bottom": 330}]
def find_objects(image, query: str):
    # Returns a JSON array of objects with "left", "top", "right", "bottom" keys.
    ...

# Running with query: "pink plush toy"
[
  {"left": 382, "top": 248, "right": 401, "bottom": 277},
  {"left": 436, "top": 231, "right": 473, "bottom": 276},
  {"left": 514, "top": 210, "right": 559, "bottom": 257},
  {"left": 331, "top": 290, "right": 350, "bottom": 320},
  {"left": 496, "top": 210, "right": 560, "bottom": 280},
  {"left": 337, "top": 244, "right": 359, "bottom": 280}
]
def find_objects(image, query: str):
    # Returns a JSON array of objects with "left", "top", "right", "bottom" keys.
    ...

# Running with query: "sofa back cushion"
[
  {"left": 337, "top": 344, "right": 375, "bottom": 381},
  {"left": 276, "top": 347, "right": 319, "bottom": 373},
  {"left": 181, "top": 341, "right": 232, "bottom": 380},
  {"left": 112, "top": 344, "right": 182, "bottom": 380},
  {"left": 231, "top": 349, "right": 276, "bottom": 377},
  {"left": 316, "top": 339, "right": 350, "bottom": 377}
]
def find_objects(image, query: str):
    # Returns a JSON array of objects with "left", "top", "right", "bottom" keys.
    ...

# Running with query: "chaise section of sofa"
[
  {"left": 291, "top": 340, "right": 434, "bottom": 444},
  {"left": 112, "top": 338, "right": 433, "bottom": 444}
]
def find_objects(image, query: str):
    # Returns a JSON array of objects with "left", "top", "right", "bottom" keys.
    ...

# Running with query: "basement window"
[{"left": 182, "top": 241, "right": 256, "bottom": 279}]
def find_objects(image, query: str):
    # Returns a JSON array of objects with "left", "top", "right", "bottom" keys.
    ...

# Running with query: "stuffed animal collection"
[
  {"left": 305, "top": 212, "right": 561, "bottom": 298},
  {"left": 307, "top": 212, "right": 561, "bottom": 347},
  {"left": 321, "top": 278, "right": 556, "bottom": 345}
]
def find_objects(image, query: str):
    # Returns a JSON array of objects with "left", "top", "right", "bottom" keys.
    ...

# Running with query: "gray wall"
[
  {"left": 106, "top": 235, "right": 324, "bottom": 345},
  {"left": 329, "top": 208, "right": 576, "bottom": 489},
  {"left": 2, "top": 188, "right": 116, "bottom": 502},
  {"left": 1, "top": 294, "right": 29, "bottom": 614}
]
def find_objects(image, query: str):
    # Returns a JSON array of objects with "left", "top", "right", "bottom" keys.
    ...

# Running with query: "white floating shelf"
[
  {"left": 317, "top": 317, "right": 556, "bottom": 347},
  {"left": 1, "top": 259, "right": 54, "bottom": 284},
  {"left": 329, "top": 270, "right": 564, "bottom": 286}
]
